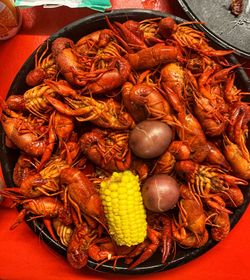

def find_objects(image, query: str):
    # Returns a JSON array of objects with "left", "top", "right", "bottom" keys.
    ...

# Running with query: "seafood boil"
[{"left": 0, "top": 14, "right": 250, "bottom": 272}]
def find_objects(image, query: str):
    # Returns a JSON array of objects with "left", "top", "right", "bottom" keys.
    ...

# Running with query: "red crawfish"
[
  {"left": 43, "top": 80, "right": 134, "bottom": 130},
  {"left": 152, "top": 151, "right": 176, "bottom": 175},
  {"left": 221, "top": 185, "right": 244, "bottom": 208},
  {"left": 175, "top": 160, "right": 248, "bottom": 212},
  {"left": 87, "top": 237, "right": 118, "bottom": 265},
  {"left": 160, "top": 62, "right": 198, "bottom": 101},
  {"left": 59, "top": 167, "right": 106, "bottom": 227},
  {"left": 26, "top": 42, "right": 57, "bottom": 86},
  {"left": 5, "top": 95, "right": 27, "bottom": 112},
  {"left": 13, "top": 153, "right": 37, "bottom": 187},
  {"left": 127, "top": 43, "right": 180, "bottom": 70},
  {"left": 0, "top": 108, "right": 48, "bottom": 157},
  {"left": 122, "top": 81, "right": 176, "bottom": 125},
  {"left": 226, "top": 102, "right": 250, "bottom": 162},
  {"left": 172, "top": 185, "right": 208, "bottom": 248},
  {"left": 105, "top": 17, "right": 147, "bottom": 52},
  {"left": 207, "top": 209, "right": 230, "bottom": 242},
  {"left": 84, "top": 57, "right": 131, "bottom": 95},
  {"left": 129, "top": 158, "right": 150, "bottom": 181},
  {"left": 158, "top": 17, "right": 234, "bottom": 57},
  {"left": 4, "top": 82, "right": 57, "bottom": 122},
  {"left": 92, "top": 40, "right": 125, "bottom": 70},
  {"left": 223, "top": 135, "right": 250, "bottom": 180},
  {"left": 52, "top": 218, "right": 73, "bottom": 247},
  {"left": 161, "top": 85, "right": 209, "bottom": 163},
  {"left": 12, "top": 136, "right": 79, "bottom": 198},
  {"left": 0, "top": 193, "right": 68, "bottom": 241},
  {"left": 76, "top": 29, "right": 116, "bottom": 57},
  {"left": 168, "top": 141, "right": 191, "bottom": 161},
  {"left": 66, "top": 222, "right": 98, "bottom": 269},
  {"left": 139, "top": 18, "right": 164, "bottom": 45},
  {"left": 223, "top": 73, "right": 249, "bottom": 104},
  {"left": 77, "top": 32, "right": 130, "bottom": 93},
  {"left": 193, "top": 64, "right": 239, "bottom": 137},
  {"left": 206, "top": 141, "right": 231, "bottom": 170},
  {"left": 23, "top": 83, "right": 56, "bottom": 119},
  {"left": 51, "top": 37, "right": 93, "bottom": 87},
  {"left": 80, "top": 128, "right": 131, "bottom": 173},
  {"left": 146, "top": 212, "right": 173, "bottom": 264},
  {"left": 18, "top": 155, "right": 70, "bottom": 198}
]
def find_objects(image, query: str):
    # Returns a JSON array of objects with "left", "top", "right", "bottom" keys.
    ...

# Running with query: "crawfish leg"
[
  {"left": 204, "top": 195, "right": 233, "bottom": 214},
  {"left": 128, "top": 226, "right": 160, "bottom": 269},
  {"left": 68, "top": 194, "right": 83, "bottom": 225},
  {"left": 9, "top": 209, "right": 27, "bottom": 230},
  {"left": 43, "top": 217, "right": 58, "bottom": 241},
  {"left": 44, "top": 94, "right": 94, "bottom": 117},
  {"left": 37, "top": 112, "right": 57, "bottom": 171},
  {"left": 161, "top": 216, "right": 173, "bottom": 264}
]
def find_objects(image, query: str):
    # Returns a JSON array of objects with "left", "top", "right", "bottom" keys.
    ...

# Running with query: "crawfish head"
[
  {"left": 79, "top": 128, "right": 131, "bottom": 172},
  {"left": 13, "top": 153, "right": 37, "bottom": 187},
  {"left": 51, "top": 37, "right": 74, "bottom": 57},
  {"left": 158, "top": 17, "right": 177, "bottom": 39},
  {"left": 175, "top": 160, "right": 247, "bottom": 195}
]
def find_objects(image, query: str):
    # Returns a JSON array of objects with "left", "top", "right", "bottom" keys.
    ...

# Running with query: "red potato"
[
  {"left": 129, "top": 120, "right": 173, "bottom": 159},
  {"left": 141, "top": 174, "right": 180, "bottom": 212}
]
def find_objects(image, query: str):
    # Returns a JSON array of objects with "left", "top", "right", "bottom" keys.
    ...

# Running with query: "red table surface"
[{"left": 0, "top": 1, "right": 250, "bottom": 280}]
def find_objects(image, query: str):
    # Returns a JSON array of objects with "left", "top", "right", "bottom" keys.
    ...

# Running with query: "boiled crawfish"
[
  {"left": 59, "top": 167, "right": 106, "bottom": 227},
  {"left": 53, "top": 218, "right": 73, "bottom": 247},
  {"left": 122, "top": 80, "right": 175, "bottom": 125},
  {"left": 51, "top": 37, "right": 93, "bottom": 87},
  {"left": 76, "top": 29, "right": 116, "bottom": 57},
  {"left": 160, "top": 62, "right": 197, "bottom": 101},
  {"left": 0, "top": 108, "right": 48, "bottom": 157},
  {"left": 161, "top": 85, "right": 209, "bottom": 163},
  {"left": 43, "top": 80, "right": 134, "bottom": 130},
  {"left": 158, "top": 17, "right": 234, "bottom": 57},
  {"left": 172, "top": 185, "right": 208, "bottom": 248},
  {"left": 223, "top": 135, "right": 250, "bottom": 180},
  {"left": 67, "top": 221, "right": 98, "bottom": 269},
  {"left": 26, "top": 42, "right": 57, "bottom": 86},
  {"left": 85, "top": 57, "right": 131, "bottom": 95},
  {"left": 192, "top": 64, "right": 239, "bottom": 137},
  {"left": 176, "top": 160, "right": 248, "bottom": 212},
  {"left": 13, "top": 153, "right": 37, "bottom": 187},
  {"left": 0, "top": 191, "right": 69, "bottom": 241},
  {"left": 127, "top": 43, "right": 180, "bottom": 70},
  {"left": 80, "top": 128, "right": 131, "bottom": 173}
]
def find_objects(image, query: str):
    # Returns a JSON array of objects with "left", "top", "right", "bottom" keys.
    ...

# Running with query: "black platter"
[{"left": 0, "top": 9, "right": 250, "bottom": 274}]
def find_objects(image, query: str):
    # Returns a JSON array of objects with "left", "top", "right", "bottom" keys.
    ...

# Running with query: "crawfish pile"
[{"left": 0, "top": 15, "right": 250, "bottom": 271}]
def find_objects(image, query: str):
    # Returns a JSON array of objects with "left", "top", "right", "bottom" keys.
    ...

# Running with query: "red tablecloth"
[{"left": 0, "top": 1, "right": 250, "bottom": 279}]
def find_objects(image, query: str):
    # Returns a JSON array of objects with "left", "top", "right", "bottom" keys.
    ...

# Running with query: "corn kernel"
[{"left": 100, "top": 170, "right": 147, "bottom": 246}]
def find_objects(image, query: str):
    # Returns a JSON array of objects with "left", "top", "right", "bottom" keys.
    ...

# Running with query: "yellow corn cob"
[{"left": 100, "top": 170, "right": 147, "bottom": 246}]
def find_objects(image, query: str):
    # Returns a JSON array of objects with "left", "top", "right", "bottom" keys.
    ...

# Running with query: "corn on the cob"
[{"left": 100, "top": 170, "right": 147, "bottom": 246}]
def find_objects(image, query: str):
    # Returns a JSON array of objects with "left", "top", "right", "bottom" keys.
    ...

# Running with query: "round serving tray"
[{"left": 0, "top": 9, "right": 250, "bottom": 274}]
